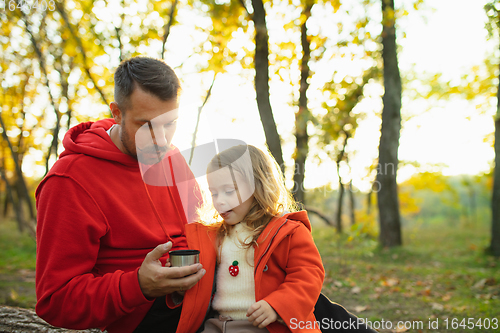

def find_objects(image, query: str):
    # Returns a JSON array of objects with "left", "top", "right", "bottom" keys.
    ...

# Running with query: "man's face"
[{"left": 111, "top": 87, "right": 179, "bottom": 161}]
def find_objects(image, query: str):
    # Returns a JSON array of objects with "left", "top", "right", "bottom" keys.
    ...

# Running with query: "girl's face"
[{"left": 207, "top": 167, "right": 254, "bottom": 226}]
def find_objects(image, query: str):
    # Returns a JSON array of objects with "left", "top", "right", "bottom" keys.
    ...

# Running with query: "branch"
[
  {"left": 21, "top": 13, "right": 63, "bottom": 179},
  {"left": 15, "top": 78, "right": 29, "bottom": 160},
  {"left": 108, "top": 0, "right": 125, "bottom": 62},
  {"left": 55, "top": 0, "right": 109, "bottom": 106},
  {"left": 239, "top": 0, "right": 251, "bottom": 18},
  {"left": 173, "top": 52, "right": 196, "bottom": 69},
  {"left": 304, "top": 206, "right": 334, "bottom": 226},
  {"left": 115, "top": 26, "right": 123, "bottom": 62},
  {"left": 20, "top": 13, "right": 57, "bottom": 113},
  {"left": 189, "top": 74, "right": 216, "bottom": 165},
  {"left": 161, "top": 0, "right": 179, "bottom": 59}
]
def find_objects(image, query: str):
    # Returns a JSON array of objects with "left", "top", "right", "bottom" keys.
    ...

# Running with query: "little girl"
[{"left": 174, "top": 145, "right": 324, "bottom": 333}]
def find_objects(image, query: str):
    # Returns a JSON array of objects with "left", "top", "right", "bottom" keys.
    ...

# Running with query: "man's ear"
[{"left": 110, "top": 102, "right": 123, "bottom": 124}]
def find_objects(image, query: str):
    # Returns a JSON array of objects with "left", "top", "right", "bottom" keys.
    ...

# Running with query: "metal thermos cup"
[{"left": 169, "top": 249, "right": 200, "bottom": 267}]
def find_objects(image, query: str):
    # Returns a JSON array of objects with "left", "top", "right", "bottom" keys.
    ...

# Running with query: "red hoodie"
[{"left": 35, "top": 119, "right": 200, "bottom": 332}]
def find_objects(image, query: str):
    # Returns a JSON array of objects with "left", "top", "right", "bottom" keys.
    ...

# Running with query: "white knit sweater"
[{"left": 212, "top": 223, "right": 256, "bottom": 320}]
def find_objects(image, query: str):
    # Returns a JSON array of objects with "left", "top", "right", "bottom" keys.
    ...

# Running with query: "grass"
[
  {"left": 0, "top": 218, "right": 499, "bottom": 332},
  {"left": 0, "top": 219, "right": 36, "bottom": 308},
  {"left": 314, "top": 220, "right": 500, "bottom": 332}
]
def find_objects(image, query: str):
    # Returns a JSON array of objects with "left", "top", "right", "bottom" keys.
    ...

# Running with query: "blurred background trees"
[{"left": 0, "top": 0, "right": 498, "bottom": 255}]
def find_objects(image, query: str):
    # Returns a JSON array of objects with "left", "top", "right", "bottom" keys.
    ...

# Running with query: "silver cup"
[{"left": 169, "top": 249, "right": 200, "bottom": 267}]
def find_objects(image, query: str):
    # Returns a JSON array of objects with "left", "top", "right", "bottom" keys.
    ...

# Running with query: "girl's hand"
[{"left": 246, "top": 300, "right": 278, "bottom": 328}]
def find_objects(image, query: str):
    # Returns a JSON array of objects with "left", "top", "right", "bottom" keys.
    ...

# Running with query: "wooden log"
[{"left": 0, "top": 306, "right": 103, "bottom": 333}]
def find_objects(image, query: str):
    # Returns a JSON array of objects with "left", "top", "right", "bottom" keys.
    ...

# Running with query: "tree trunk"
[
  {"left": 492, "top": 117, "right": 500, "bottom": 256},
  {"left": 0, "top": 169, "right": 25, "bottom": 233},
  {"left": 334, "top": 133, "right": 348, "bottom": 233},
  {"left": 377, "top": 0, "right": 402, "bottom": 247},
  {"left": 366, "top": 187, "right": 373, "bottom": 214},
  {"left": 0, "top": 113, "right": 35, "bottom": 226},
  {"left": 349, "top": 180, "right": 356, "bottom": 226},
  {"left": 468, "top": 182, "right": 476, "bottom": 222},
  {"left": 292, "top": 1, "right": 313, "bottom": 206},
  {"left": 336, "top": 179, "right": 344, "bottom": 234},
  {"left": 44, "top": 110, "right": 61, "bottom": 177},
  {"left": 2, "top": 189, "right": 9, "bottom": 218},
  {"left": 490, "top": 45, "right": 500, "bottom": 256},
  {"left": 0, "top": 306, "right": 102, "bottom": 332},
  {"left": 251, "top": 0, "right": 284, "bottom": 174}
]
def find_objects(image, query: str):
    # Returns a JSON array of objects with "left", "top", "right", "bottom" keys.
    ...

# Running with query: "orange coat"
[{"left": 176, "top": 211, "right": 325, "bottom": 333}]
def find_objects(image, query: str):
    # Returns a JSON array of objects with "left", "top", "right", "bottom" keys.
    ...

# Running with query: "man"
[{"left": 35, "top": 57, "right": 205, "bottom": 333}]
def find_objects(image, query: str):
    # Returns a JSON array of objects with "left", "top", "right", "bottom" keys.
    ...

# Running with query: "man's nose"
[{"left": 151, "top": 126, "right": 168, "bottom": 147}]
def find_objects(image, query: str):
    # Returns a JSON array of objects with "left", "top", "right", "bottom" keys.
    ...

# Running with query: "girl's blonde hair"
[{"left": 201, "top": 145, "right": 298, "bottom": 249}]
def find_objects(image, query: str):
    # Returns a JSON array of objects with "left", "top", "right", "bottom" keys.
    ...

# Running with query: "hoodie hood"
[
  {"left": 60, "top": 119, "right": 138, "bottom": 167},
  {"left": 281, "top": 210, "right": 312, "bottom": 231}
]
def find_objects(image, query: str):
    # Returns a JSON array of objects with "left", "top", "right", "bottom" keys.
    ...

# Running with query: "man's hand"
[
  {"left": 137, "top": 242, "right": 205, "bottom": 299},
  {"left": 246, "top": 300, "right": 278, "bottom": 328}
]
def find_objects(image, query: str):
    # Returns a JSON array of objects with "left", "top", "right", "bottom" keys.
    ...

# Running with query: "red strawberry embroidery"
[{"left": 229, "top": 260, "right": 239, "bottom": 277}]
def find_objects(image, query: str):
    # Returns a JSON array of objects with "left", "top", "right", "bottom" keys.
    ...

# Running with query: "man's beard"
[
  {"left": 120, "top": 125, "right": 138, "bottom": 159},
  {"left": 137, "top": 145, "right": 169, "bottom": 165},
  {"left": 121, "top": 123, "right": 169, "bottom": 164}
]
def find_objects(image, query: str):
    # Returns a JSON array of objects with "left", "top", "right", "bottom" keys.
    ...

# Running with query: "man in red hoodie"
[{"left": 35, "top": 57, "right": 205, "bottom": 333}]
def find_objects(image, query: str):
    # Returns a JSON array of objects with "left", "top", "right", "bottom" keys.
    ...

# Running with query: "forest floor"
[
  {"left": 0, "top": 220, "right": 36, "bottom": 309},
  {"left": 0, "top": 219, "right": 499, "bottom": 332},
  {"left": 315, "top": 220, "right": 500, "bottom": 332}
]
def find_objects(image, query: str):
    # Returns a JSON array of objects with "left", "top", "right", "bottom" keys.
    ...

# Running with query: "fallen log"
[{"left": 0, "top": 306, "right": 102, "bottom": 333}]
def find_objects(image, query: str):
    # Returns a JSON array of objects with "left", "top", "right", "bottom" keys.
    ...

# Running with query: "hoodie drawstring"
[
  {"left": 141, "top": 155, "right": 187, "bottom": 244},
  {"left": 142, "top": 181, "right": 174, "bottom": 244}
]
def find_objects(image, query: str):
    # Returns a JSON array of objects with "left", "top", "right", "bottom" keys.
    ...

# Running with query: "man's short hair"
[{"left": 114, "top": 57, "right": 180, "bottom": 111}]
